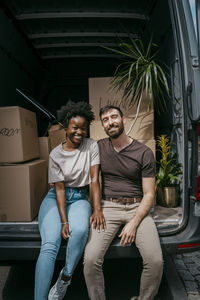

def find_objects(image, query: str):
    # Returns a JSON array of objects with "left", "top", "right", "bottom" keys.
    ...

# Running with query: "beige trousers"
[{"left": 83, "top": 200, "right": 163, "bottom": 300}]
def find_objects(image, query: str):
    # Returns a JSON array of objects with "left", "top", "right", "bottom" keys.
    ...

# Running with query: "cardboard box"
[
  {"left": 48, "top": 124, "right": 66, "bottom": 151},
  {"left": 39, "top": 137, "right": 50, "bottom": 190},
  {"left": 0, "top": 106, "right": 39, "bottom": 163},
  {"left": 0, "top": 159, "right": 47, "bottom": 222},
  {"left": 89, "top": 77, "right": 154, "bottom": 141},
  {"left": 39, "top": 137, "right": 50, "bottom": 161}
]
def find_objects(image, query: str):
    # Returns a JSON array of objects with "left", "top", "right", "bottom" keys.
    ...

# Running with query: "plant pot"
[{"left": 156, "top": 186, "right": 179, "bottom": 208}]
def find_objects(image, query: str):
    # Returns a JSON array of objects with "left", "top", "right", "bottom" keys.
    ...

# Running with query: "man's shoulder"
[
  {"left": 133, "top": 139, "right": 150, "bottom": 149},
  {"left": 98, "top": 138, "right": 109, "bottom": 146},
  {"left": 132, "top": 139, "right": 154, "bottom": 155}
]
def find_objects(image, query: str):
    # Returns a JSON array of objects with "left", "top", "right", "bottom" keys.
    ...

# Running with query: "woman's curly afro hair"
[{"left": 59, "top": 100, "right": 95, "bottom": 127}]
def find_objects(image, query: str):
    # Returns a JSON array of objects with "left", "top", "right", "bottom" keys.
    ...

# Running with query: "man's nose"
[{"left": 108, "top": 118, "right": 113, "bottom": 126}]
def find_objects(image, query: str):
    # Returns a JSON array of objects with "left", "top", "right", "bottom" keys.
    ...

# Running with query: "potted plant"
[
  {"left": 156, "top": 134, "right": 183, "bottom": 207},
  {"left": 103, "top": 37, "right": 170, "bottom": 134}
]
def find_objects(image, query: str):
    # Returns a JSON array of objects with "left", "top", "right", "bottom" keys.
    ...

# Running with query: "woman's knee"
[
  {"left": 40, "top": 241, "right": 61, "bottom": 257},
  {"left": 71, "top": 224, "right": 90, "bottom": 240}
]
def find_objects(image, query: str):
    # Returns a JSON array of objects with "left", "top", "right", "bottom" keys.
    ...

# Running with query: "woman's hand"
[
  {"left": 90, "top": 210, "right": 106, "bottom": 232},
  {"left": 61, "top": 224, "right": 70, "bottom": 239}
]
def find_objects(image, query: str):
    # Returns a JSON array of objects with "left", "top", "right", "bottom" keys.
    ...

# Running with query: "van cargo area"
[{"left": 0, "top": 0, "right": 200, "bottom": 260}]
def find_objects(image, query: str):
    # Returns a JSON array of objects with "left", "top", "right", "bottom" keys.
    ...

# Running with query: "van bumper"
[{"left": 1, "top": 237, "right": 200, "bottom": 261}]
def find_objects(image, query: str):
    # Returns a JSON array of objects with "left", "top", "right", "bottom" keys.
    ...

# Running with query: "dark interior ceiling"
[{"left": 1, "top": 0, "right": 157, "bottom": 62}]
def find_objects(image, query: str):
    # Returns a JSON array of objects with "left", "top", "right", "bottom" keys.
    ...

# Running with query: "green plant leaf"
[
  {"left": 156, "top": 135, "right": 182, "bottom": 187},
  {"left": 103, "top": 37, "right": 170, "bottom": 112}
]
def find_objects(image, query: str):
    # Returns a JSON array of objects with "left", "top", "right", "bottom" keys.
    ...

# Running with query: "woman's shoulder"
[
  {"left": 82, "top": 138, "right": 99, "bottom": 153},
  {"left": 49, "top": 143, "right": 62, "bottom": 159},
  {"left": 84, "top": 137, "right": 97, "bottom": 146}
]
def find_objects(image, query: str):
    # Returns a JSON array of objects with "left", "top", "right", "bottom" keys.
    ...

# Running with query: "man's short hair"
[{"left": 99, "top": 105, "right": 123, "bottom": 119}]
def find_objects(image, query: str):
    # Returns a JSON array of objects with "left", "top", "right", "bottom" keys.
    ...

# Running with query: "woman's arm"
[
  {"left": 89, "top": 164, "right": 106, "bottom": 231},
  {"left": 55, "top": 181, "right": 70, "bottom": 239}
]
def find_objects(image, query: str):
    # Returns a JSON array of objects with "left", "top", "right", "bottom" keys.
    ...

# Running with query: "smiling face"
[
  {"left": 101, "top": 108, "right": 125, "bottom": 139},
  {"left": 65, "top": 116, "right": 88, "bottom": 148}
]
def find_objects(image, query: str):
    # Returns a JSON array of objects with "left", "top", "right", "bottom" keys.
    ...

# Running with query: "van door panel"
[{"left": 170, "top": 0, "right": 200, "bottom": 122}]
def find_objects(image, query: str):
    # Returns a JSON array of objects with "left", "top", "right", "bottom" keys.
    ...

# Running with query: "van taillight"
[
  {"left": 178, "top": 243, "right": 200, "bottom": 249},
  {"left": 196, "top": 176, "right": 200, "bottom": 201},
  {"left": 196, "top": 124, "right": 200, "bottom": 201}
]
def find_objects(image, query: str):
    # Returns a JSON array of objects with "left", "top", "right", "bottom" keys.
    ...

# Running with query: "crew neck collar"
[
  {"left": 61, "top": 139, "right": 84, "bottom": 153},
  {"left": 109, "top": 137, "right": 134, "bottom": 153}
]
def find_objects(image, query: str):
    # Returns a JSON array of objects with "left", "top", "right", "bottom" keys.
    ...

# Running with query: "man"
[{"left": 83, "top": 105, "right": 163, "bottom": 300}]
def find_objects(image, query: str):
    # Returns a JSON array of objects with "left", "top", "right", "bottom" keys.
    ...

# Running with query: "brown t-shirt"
[{"left": 98, "top": 138, "right": 155, "bottom": 198}]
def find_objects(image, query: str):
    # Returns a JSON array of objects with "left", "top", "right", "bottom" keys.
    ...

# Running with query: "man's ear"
[{"left": 100, "top": 120, "right": 105, "bottom": 130}]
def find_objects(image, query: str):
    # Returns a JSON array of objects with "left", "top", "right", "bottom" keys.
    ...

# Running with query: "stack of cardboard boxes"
[
  {"left": 48, "top": 124, "right": 66, "bottom": 151},
  {"left": 0, "top": 106, "right": 49, "bottom": 222}
]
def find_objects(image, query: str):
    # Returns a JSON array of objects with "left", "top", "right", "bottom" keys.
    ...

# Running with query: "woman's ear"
[{"left": 122, "top": 116, "right": 127, "bottom": 125}]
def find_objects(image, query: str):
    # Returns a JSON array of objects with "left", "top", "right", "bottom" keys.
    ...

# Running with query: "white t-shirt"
[{"left": 48, "top": 138, "right": 100, "bottom": 187}]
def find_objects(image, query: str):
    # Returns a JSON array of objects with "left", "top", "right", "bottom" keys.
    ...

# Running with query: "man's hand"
[
  {"left": 61, "top": 224, "right": 70, "bottom": 239},
  {"left": 90, "top": 211, "right": 106, "bottom": 232},
  {"left": 119, "top": 221, "right": 137, "bottom": 247}
]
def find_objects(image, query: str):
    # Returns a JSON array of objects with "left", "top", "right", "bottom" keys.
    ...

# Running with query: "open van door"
[
  {"left": 195, "top": 0, "right": 200, "bottom": 57},
  {"left": 170, "top": 0, "right": 200, "bottom": 122}
]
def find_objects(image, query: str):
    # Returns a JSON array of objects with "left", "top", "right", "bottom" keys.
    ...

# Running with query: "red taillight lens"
[
  {"left": 196, "top": 176, "right": 200, "bottom": 201},
  {"left": 178, "top": 243, "right": 200, "bottom": 249}
]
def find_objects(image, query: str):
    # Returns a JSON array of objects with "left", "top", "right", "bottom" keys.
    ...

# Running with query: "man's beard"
[{"left": 105, "top": 122, "right": 124, "bottom": 139}]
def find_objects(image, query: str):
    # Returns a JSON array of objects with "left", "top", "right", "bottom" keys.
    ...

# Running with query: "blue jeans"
[{"left": 34, "top": 187, "right": 91, "bottom": 300}]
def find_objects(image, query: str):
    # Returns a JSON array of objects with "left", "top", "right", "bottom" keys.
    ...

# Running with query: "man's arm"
[
  {"left": 89, "top": 164, "right": 106, "bottom": 231},
  {"left": 119, "top": 177, "right": 155, "bottom": 246}
]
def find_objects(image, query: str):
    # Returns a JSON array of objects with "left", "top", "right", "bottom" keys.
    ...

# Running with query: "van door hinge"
[
  {"left": 188, "top": 129, "right": 193, "bottom": 141},
  {"left": 191, "top": 57, "right": 199, "bottom": 67}
]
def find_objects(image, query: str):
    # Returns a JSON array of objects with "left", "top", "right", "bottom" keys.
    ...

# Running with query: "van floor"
[
  {"left": 0, "top": 205, "right": 183, "bottom": 235},
  {"left": 152, "top": 205, "right": 182, "bottom": 231}
]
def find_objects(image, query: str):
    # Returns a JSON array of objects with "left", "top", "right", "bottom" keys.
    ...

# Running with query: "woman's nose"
[{"left": 76, "top": 128, "right": 82, "bottom": 134}]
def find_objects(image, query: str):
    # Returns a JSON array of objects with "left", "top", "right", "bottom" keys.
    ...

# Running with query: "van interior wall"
[
  {"left": 41, "top": 58, "right": 117, "bottom": 115},
  {"left": 36, "top": 57, "right": 118, "bottom": 136},
  {"left": 0, "top": 8, "right": 46, "bottom": 132}
]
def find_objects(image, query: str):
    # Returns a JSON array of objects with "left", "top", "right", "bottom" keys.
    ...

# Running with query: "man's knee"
[
  {"left": 151, "top": 255, "right": 163, "bottom": 271},
  {"left": 83, "top": 250, "right": 103, "bottom": 276},
  {"left": 144, "top": 253, "right": 163, "bottom": 273}
]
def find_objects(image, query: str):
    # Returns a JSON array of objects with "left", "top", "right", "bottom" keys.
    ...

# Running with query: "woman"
[{"left": 34, "top": 101, "right": 105, "bottom": 300}]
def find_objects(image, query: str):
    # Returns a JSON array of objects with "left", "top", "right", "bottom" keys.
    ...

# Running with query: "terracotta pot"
[{"left": 157, "top": 186, "right": 179, "bottom": 207}]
